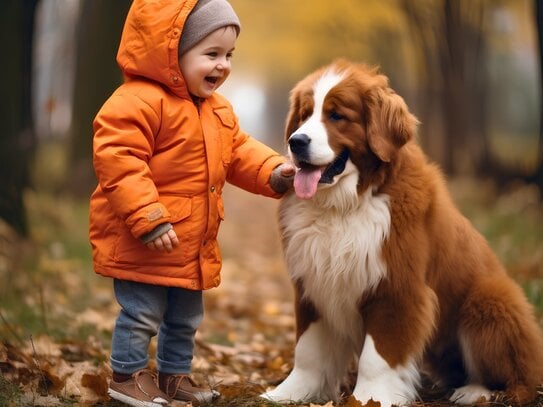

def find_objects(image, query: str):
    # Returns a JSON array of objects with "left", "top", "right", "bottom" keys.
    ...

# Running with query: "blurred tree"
[
  {"left": 440, "top": 0, "right": 489, "bottom": 175},
  {"left": 535, "top": 0, "right": 543, "bottom": 191},
  {"left": 402, "top": 0, "right": 490, "bottom": 175},
  {"left": 69, "top": 0, "right": 131, "bottom": 197},
  {"left": 0, "top": 0, "right": 39, "bottom": 236}
]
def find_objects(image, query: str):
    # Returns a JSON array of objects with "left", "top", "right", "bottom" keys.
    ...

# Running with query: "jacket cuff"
[
  {"left": 257, "top": 155, "right": 287, "bottom": 198},
  {"left": 140, "top": 223, "right": 173, "bottom": 244},
  {"left": 125, "top": 202, "right": 172, "bottom": 239}
]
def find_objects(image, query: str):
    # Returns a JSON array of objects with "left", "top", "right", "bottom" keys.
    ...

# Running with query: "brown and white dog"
[{"left": 261, "top": 59, "right": 543, "bottom": 406}]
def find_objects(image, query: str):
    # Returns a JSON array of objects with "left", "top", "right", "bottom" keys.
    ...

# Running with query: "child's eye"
[
  {"left": 207, "top": 52, "right": 218, "bottom": 58},
  {"left": 226, "top": 52, "right": 234, "bottom": 59}
]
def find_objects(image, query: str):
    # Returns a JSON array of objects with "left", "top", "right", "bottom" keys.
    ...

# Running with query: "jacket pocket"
[
  {"left": 214, "top": 107, "right": 234, "bottom": 166},
  {"left": 163, "top": 195, "right": 191, "bottom": 223},
  {"left": 214, "top": 106, "right": 235, "bottom": 129},
  {"left": 113, "top": 196, "right": 197, "bottom": 267}
]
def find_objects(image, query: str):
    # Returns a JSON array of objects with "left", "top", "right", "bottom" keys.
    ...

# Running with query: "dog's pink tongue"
[{"left": 294, "top": 168, "right": 322, "bottom": 199}]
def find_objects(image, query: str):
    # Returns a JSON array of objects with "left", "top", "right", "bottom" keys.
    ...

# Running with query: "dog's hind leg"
[
  {"left": 456, "top": 274, "right": 543, "bottom": 405},
  {"left": 260, "top": 320, "right": 350, "bottom": 403}
]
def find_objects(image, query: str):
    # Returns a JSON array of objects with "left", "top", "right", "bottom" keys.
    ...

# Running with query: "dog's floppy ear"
[
  {"left": 285, "top": 89, "right": 303, "bottom": 143},
  {"left": 366, "top": 86, "right": 419, "bottom": 162}
]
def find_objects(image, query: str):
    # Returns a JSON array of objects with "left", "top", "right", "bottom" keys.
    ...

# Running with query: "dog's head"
[{"left": 286, "top": 59, "right": 419, "bottom": 199}]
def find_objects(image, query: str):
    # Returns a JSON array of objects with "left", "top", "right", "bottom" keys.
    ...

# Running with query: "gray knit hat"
[{"left": 179, "top": 0, "right": 241, "bottom": 55}]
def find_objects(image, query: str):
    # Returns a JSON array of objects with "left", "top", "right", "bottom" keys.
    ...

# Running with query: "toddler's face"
[{"left": 179, "top": 26, "right": 237, "bottom": 99}]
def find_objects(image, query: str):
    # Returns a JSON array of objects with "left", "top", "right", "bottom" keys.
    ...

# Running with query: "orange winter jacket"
[{"left": 89, "top": 0, "right": 285, "bottom": 290}]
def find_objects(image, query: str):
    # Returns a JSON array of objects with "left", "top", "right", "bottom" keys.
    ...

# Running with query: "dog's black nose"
[{"left": 289, "top": 133, "right": 311, "bottom": 155}]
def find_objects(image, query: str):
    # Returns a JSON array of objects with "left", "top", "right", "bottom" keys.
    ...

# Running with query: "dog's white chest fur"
[{"left": 280, "top": 179, "right": 391, "bottom": 337}]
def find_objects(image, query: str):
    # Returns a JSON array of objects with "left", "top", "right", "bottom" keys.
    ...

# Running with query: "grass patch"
[
  {"left": 0, "top": 375, "right": 22, "bottom": 406},
  {"left": 0, "top": 190, "right": 113, "bottom": 344}
]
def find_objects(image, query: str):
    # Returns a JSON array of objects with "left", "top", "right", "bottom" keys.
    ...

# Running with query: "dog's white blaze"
[
  {"left": 280, "top": 182, "right": 391, "bottom": 340},
  {"left": 353, "top": 335, "right": 420, "bottom": 407},
  {"left": 290, "top": 70, "right": 344, "bottom": 166},
  {"left": 260, "top": 321, "right": 352, "bottom": 402}
]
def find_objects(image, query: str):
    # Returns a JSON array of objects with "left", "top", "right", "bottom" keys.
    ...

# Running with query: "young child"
[{"left": 88, "top": 0, "right": 294, "bottom": 405}]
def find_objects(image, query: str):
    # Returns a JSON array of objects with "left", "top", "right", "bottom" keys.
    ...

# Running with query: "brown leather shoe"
[
  {"left": 159, "top": 373, "right": 220, "bottom": 405},
  {"left": 108, "top": 369, "right": 170, "bottom": 407}
]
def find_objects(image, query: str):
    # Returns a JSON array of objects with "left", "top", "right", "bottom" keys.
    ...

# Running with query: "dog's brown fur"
[{"left": 276, "top": 60, "right": 543, "bottom": 404}]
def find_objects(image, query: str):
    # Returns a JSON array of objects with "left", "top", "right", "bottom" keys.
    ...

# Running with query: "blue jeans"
[{"left": 110, "top": 279, "right": 203, "bottom": 375}]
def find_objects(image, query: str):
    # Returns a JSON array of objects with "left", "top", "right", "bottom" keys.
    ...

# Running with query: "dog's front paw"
[
  {"left": 260, "top": 389, "right": 295, "bottom": 404},
  {"left": 450, "top": 384, "right": 492, "bottom": 405},
  {"left": 354, "top": 385, "right": 403, "bottom": 407},
  {"left": 260, "top": 369, "right": 324, "bottom": 404},
  {"left": 260, "top": 384, "right": 315, "bottom": 404}
]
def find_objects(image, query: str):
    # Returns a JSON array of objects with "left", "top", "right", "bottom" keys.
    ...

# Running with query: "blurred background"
[
  {"left": 1, "top": 0, "right": 542, "bottom": 228},
  {"left": 1, "top": 0, "right": 543, "bottom": 404}
]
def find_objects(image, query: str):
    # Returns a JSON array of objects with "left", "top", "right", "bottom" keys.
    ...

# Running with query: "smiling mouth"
[
  {"left": 293, "top": 149, "right": 350, "bottom": 199},
  {"left": 318, "top": 149, "right": 350, "bottom": 183},
  {"left": 205, "top": 76, "right": 219, "bottom": 85}
]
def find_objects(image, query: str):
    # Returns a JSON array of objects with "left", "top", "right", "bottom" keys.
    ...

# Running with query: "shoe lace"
[
  {"left": 134, "top": 370, "right": 162, "bottom": 399},
  {"left": 167, "top": 374, "right": 195, "bottom": 394}
]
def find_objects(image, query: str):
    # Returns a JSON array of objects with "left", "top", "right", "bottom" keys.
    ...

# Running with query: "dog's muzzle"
[{"left": 290, "top": 132, "right": 350, "bottom": 199}]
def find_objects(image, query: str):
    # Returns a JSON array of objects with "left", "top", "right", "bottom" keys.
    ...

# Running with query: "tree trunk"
[
  {"left": 69, "top": 0, "right": 131, "bottom": 197},
  {"left": 533, "top": 0, "right": 543, "bottom": 190},
  {"left": 439, "top": 0, "right": 488, "bottom": 176},
  {"left": 0, "top": 0, "right": 39, "bottom": 236},
  {"left": 402, "top": 0, "right": 489, "bottom": 176},
  {"left": 401, "top": 0, "right": 446, "bottom": 165}
]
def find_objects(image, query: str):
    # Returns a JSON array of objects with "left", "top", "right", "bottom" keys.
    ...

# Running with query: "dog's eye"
[{"left": 329, "top": 111, "right": 344, "bottom": 122}]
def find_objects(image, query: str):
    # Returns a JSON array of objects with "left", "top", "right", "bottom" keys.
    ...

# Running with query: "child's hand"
[
  {"left": 270, "top": 162, "right": 296, "bottom": 194},
  {"left": 146, "top": 228, "right": 180, "bottom": 253}
]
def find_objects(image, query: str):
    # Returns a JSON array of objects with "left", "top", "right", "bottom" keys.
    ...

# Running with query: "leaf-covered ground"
[{"left": 1, "top": 180, "right": 543, "bottom": 406}]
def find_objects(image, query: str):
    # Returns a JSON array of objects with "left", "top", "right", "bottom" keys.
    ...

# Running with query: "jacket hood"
[{"left": 116, "top": 0, "right": 198, "bottom": 99}]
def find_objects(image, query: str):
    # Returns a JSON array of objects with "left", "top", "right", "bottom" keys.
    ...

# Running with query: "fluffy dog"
[{"left": 261, "top": 59, "right": 543, "bottom": 406}]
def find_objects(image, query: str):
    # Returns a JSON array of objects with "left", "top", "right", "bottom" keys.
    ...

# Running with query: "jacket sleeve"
[
  {"left": 227, "top": 127, "right": 286, "bottom": 198},
  {"left": 212, "top": 100, "right": 286, "bottom": 197},
  {"left": 92, "top": 92, "right": 171, "bottom": 239}
]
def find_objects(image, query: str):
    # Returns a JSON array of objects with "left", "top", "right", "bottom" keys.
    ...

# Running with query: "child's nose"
[{"left": 216, "top": 57, "right": 230, "bottom": 70}]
